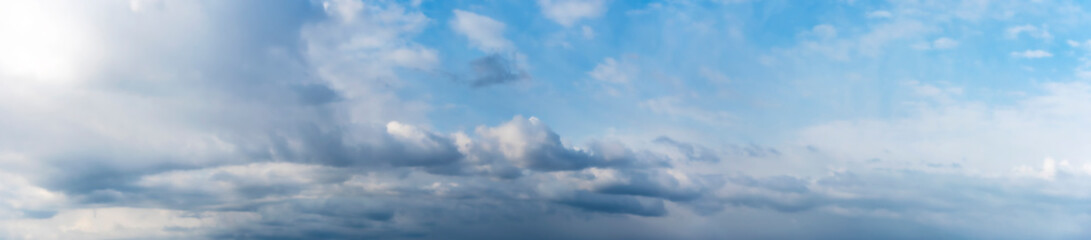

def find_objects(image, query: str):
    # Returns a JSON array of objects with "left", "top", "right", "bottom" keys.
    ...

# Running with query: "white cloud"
[
  {"left": 858, "top": 20, "right": 930, "bottom": 57},
  {"left": 128, "top": 0, "right": 164, "bottom": 13},
  {"left": 476, "top": 116, "right": 557, "bottom": 165},
  {"left": 137, "top": 162, "right": 339, "bottom": 196},
  {"left": 582, "top": 25, "right": 595, "bottom": 39},
  {"left": 912, "top": 37, "right": 959, "bottom": 50},
  {"left": 641, "top": 97, "right": 734, "bottom": 127},
  {"left": 450, "top": 9, "right": 513, "bottom": 52},
  {"left": 384, "top": 47, "right": 439, "bottom": 70},
  {"left": 304, "top": 0, "right": 438, "bottom": 122},
  {"left": 1014, "top": 158, "right": 1061, "bottom": 180},
  {"left": 932, "top": 37, "right": 959, "bottom": 49},
  {"left": 699, "top": 67, "right": 731, "bottom": 85},
  {"left": 322, "top": 0, "right": 364, "bottom": 23},
  {"left": 902, "top": 80, "right": 962, "bottom": 103},
  {"left": 867, "top": 10, "right": 892, "bottom": 19},
  {"left": 1011, "top": 50, "right": 1053, "bottom": 58},
  {"left": 787, "top": 20, "right": 932, "bottom": 60},
  {"left": 810, "top": 24, "right": 837, "bottom": 39},
  {"left": 0, "top": 208, "right": 258, "bottom": 239},
  {"left": 1068, "top": 39, "right": 1082, "bottom": 47},
  {"left": 0, "top": 170, "right": 65, "bottom": 219},
  {"left": 799, "top": 81, "right": 1091, "bottom": 175},
  {"left": 1005, "top": 24, "right": 1052, "bottom": 41},
  {"left": 537, "top": 0, "right": 608, "bottom": 27},
  {"left": 589, "top": 57, "right": 634, "bottom": 83}
]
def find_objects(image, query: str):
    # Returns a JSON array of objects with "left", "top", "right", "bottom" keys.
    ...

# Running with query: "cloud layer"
[{"left": 3, "top": 0, "right": 1091, "bottom": 239}]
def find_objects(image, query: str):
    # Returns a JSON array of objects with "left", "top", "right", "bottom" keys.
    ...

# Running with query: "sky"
[{"left": 3, "top": 0, "right": 1091, "bottom": 239}]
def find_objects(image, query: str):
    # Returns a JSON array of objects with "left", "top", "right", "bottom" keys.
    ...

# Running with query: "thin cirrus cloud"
[
  {"left": 1012, "top": 49, "right": 1053, "bottom": 58},
  {"left": 3, "top": 0, "right": 1091, "bottom": 239}
]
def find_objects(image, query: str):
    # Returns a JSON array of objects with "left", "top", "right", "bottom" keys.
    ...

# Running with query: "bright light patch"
[{"left": 0, "top": 1, "right": 90, "bottom": 82}]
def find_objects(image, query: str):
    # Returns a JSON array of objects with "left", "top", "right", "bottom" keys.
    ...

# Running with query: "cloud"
[
  {"left": 641, "top": 97, "right": 734, "bottom": 126},
  {"left": 0, "top": 1, "right": 95, "bottom": 81},
  {"left": 536, "top": 0, "right": 608, "bottom": 27},
  {"left": 654, "top": 136, "right": 720, "bottom": 162},
  {"left": 9, "top": 0, "right": 1091, "bottom": 239},
  {"left": 1006, "top": 24, "right": 1052, "bottom": 41},
  {"left": 809, "top": 24, "right": 837, "bottom": 39},
  {"left": 384, "top": 121, "right": 464, "bottom": 167},
  {"left": 0, "top": 1, "right": 489, "bottom": 237},
  {"left": 449, "top": 10, "right": 530, "bottom": 87},
  {"left": 128, "top": 0, "right": 164, "bottom": 12},
  {"left": 1011, "top": 49, "right": 1053, "bottom": 58},
  {"left": 789, "top": 20, "right": 932, "bottom": 60},
  {"left": 857, "top": 20, "right": 931, "bottom": 57},
  {"left": 0, "top": 207, "right": 258, "bottom": 239},
  {"left": 450, "top": 9, "right": 513, "bottom": 52},
  {"left": 581, "top": 25, "right": 595, "bottom": 39},
  {"left": 931, "top": 37, "right": 959, "bottom": 49},
  {"left": 867, "top": 10, "right": 892, "bottom": 19},
  {"left": 135, "top": 162, "right": 348, "bottom": 205},
  {"left": 473, "top": 116, "right": 628, "bottom": 171},
  {"left": 468, "top": 54, "right": 529, "bottom": 87},
  {"left": 589, "top": 57, "right": 634, "bottom": 83},
  {"left": 581, "top": 168, "right": 711, "bottom": 201},
  {"left": 553, "top": 191, "right": 667, "bottom": 217}
]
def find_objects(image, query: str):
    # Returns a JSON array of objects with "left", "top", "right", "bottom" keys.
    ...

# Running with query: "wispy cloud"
[{"left": 1011, "top": 49, "right": 1053, "bottom": 58}]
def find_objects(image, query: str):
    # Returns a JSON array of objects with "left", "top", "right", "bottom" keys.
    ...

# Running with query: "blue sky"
[{"left": 3, "top": 0, "right": 1091, "bottom": 239}]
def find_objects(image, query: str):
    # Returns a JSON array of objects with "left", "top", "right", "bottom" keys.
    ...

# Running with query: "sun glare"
[{"left": 0, "top": 1, "right": 89, "bottom": 82}]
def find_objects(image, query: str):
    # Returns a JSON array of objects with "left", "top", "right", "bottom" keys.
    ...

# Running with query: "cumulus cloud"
[
  {"left": 473, "top": 116, "right": 636, "bottom": 171},
  {"left": 384, "top": 121, "right": 464, "bottom": 167}
]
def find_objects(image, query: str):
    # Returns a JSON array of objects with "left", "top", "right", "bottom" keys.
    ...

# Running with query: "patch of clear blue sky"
[{"left": 389, "top": 0, "right": 1091, "bottom": 144}]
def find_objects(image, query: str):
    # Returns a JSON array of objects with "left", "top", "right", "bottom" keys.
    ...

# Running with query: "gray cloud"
[
  {"left": 592, "top": 169, "right": 709, "bottom": 202},
  {"left": 469, "top": 54, "right": 529, "bottom": 87},
  {"left": 555, "top": 191, "right": 667, "bottom": 217},
  {"left": 654, "top": 136, "right": 720, "bottom": 162}
]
